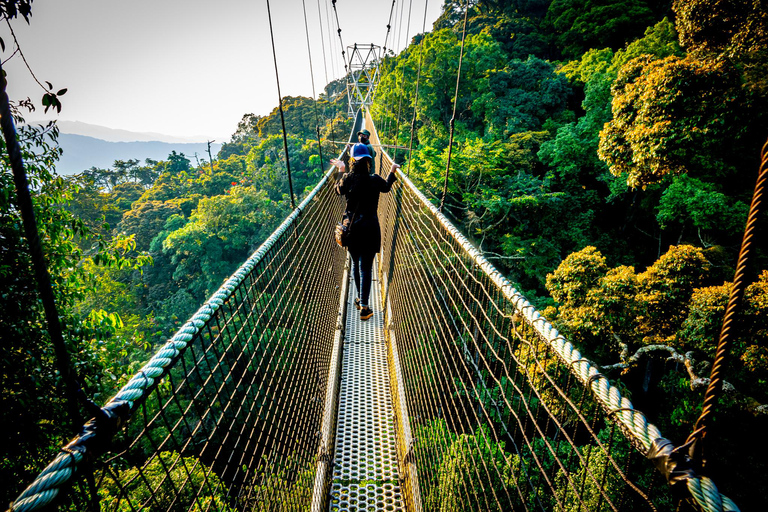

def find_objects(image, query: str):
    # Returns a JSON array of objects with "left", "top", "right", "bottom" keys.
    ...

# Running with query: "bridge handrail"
[
  {"left": 366, "top": 109, "right": 740, "bottom": 512},
  {"left": 9, "top": 113, "right": 363, "bottom": 512}
]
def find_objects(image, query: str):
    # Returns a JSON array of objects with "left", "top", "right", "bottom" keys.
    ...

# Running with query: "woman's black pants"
[{"left": 348, "top": 248, "right": 376, "bottom": 307}]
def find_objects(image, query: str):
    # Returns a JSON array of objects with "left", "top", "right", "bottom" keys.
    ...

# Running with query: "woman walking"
[{"left": 332, "top": 143, "right": 399, "bottom": 320}]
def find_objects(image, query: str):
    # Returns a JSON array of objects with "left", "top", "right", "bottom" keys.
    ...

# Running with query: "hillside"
[{"left": 56, "top": 133, "right": 222, "bottom": 175}]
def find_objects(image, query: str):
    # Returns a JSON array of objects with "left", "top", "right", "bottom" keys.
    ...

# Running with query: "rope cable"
[
  {"left": 301, "top": 0, "right": 325, "bottom": 177},
  {"left": 402, "top": 0, "right": 415, "bottom": 54},
  {"left": 391, "top": 0, "right": 415, "bottom": 162},
  {"left": 266, "top": 0, "right": 296, "bottom": 210},
  {"left": 382, "top": 0, "right": 397, "bottom": 56},
  {"left": 406, "top": 0, "right": 430, "bottom": 176},
  {"left": 331, "top": 0, "right": 348, "bottom": 76},
  {"left": 439, "top": 0, "right": 470, "bottom": 212},
  {"left": 315, "top": 0, "right": 329, "bottom": 87},
  {"left": 395, "top": 0, "right": 407, "bottom": 54},
  {"left": 685, "top": 138, "right": 768, "bottom": 469},
  {"left": 324, "top": 0, "right": 338, "bottom": 79}
]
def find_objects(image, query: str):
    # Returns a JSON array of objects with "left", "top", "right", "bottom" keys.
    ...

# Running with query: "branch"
[
  {"left": 601, "top": 344, "right": 767, "bottom": 416},
  {"left": 483, "top": 250, "right": 525, "bottom": 261}
]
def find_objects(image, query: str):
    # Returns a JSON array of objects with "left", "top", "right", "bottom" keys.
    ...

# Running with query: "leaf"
[
  {"left": 42, "top": 94, "right": 50, "bottom": 106},
  {"left": 45, "top": 81, "right": 53, "bottom": 90},
  {"left": 57, "top": 88, "right": 67, "bottom": 96},
  {"left": 0, "top": 37, "right": 5, "bottom": 52}
]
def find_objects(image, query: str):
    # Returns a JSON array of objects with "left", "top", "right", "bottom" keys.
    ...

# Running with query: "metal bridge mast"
[{"left": 346, "top": 43, "right": 381, "bottom": 117}]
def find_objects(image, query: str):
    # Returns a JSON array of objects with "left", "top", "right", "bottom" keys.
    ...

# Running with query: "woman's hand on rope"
[
  {"left": 331, "top": 158, "right": 345, "bottom": 172},
  {"left": 390, "top": 163, "right": 400, "bottom": 173}
]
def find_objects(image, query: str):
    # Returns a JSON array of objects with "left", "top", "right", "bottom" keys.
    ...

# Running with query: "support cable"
[
  {"left": 315, "top": 0, "right": 329, "bottom": 87},
  {"left": 406, "top": 0, "right": 430, "bottom": 177},
  {"left": 439, "top": 0, "right": 470, "bottom": 212},
  {"left": 402, "top": 0, "right": 415, "bottom": 55},
  {"left": 395, "top": 0, "right": 407, "bottom": 54},
  {"left": 382, "top": 0, "right": 397, "bottom": 56},
  {"left": 324, "top": 0, "right": 338, "bottom": 79},
  {"left": 381, "top": 0, "right": 399, "bottom": 141},
  {"left": 685, "top": 138, "right": 768, "bottom": 468},
  {"left": 321, "top": 0, "right": 338, "bottom": 150},
  {"left": 331, "top": 0, "right": 348, "bottom": 76},
  {"left": 391, "top": 0, "right": 415, "bottom": 162},
  {"left": 266, "top": 0, "right": 296, "bottom": 209},
  {"left": 0, "top": 60, "right": 82, "bottom": 434},
  {"left": 301, "top": 0, "right": 325, "bottom": 176}
]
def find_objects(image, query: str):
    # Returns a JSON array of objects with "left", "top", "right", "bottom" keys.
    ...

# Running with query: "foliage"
[
  {"left": 673, "top": 0, "right": 768, "bottom": 59},
  {"left": 162, "top": 186, "right": 282, "bottom": 299},
  {"left": 248, "top": 457, "right": 315, "bottom": 511},
  {"left": 417, "top": 421, "right": 514, "bottom": 512},
  {"left": 0, "top": 109, "right": 150, "bottom": 506},
  {"left": 99, "top": 451, "right": 234, "bottom": 511},
  {"left": 544, "top": 0, "right": 657, "bottom": 58},
  {"left": 656, "top": 174, "right": 748, "bottom": 236},
  {"left": 547, "top": 245, "right": 715, "bottom": 351},
  {"left": 599, "top": 55, "right": 745, "bottom": 189}
]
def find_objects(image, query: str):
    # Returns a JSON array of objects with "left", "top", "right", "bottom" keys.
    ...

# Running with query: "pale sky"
[{"left": 1, "top": 0, "right": 443, "bottom": 141}]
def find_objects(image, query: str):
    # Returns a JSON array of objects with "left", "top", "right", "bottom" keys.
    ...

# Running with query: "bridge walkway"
[{"left": 328, "top": 256, "right": 405, "bottom": 512}]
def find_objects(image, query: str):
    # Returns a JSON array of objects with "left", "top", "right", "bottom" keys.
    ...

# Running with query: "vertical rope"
[
  {"left": 331, "top": 0, "right": 348, "bottom": 76},
  {"left": 391, "top": 0, "right": 415, "bottom": 163},
  {"left": 406, "top": 0, "right": 430, "bottom": 177},
  {"left": 0, "top": 60, "right": 81, "bottom": 433},
  {"left": 383, "top": 0, "right": 397, "bottom": 56},
  {"left": 395, "top": 0, "right": 407, "bottom": 54},
  {"left": 401, "top": 0, "right": 415, "bottom": 52},
  {"left": 439, "top": 0, "right": 470, "bottom": 212},
  {"left": 315, "top": 0, "right": 329, "bottom": 87},
  {"left": 301, "top": 0, "right": 325, "bottom": 176},
  {"left": 685, "top": 138, "right": 768, "bottom": 468},
  {"left": 324, "top": 0, "right": 338, "bottom": 79},
  {"left": 266, "top": 0, "right": 296, "bottom": 209}
]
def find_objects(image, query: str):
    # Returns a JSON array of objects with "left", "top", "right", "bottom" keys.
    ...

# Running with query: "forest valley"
[{"left": 2, "top": 0, "right": 768, "bottom": 508}]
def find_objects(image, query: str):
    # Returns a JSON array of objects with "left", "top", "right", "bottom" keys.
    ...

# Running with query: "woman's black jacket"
[{"left": 334, "top": 169, "right": 396, "bottom": 253}]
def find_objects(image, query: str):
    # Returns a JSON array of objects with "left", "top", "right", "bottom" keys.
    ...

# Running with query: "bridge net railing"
[
  {"left": 10, "top": 118, "right": 361, "bottom": 512},
  {"left": 367, "top": 112, "right": 736, "bottom": 512}
]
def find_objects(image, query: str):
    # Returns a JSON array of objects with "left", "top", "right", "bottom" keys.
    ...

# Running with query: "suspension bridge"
[
  {"left": 4, "top": 0, "right": 762, "bottom": 509},
  {"left": 6, "top": 109, "right": 744, "bottom": 512}
]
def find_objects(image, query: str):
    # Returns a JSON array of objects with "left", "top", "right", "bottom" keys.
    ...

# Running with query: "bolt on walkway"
[{"left": 329, "top": 257, "right": 404, "bottom": 512}]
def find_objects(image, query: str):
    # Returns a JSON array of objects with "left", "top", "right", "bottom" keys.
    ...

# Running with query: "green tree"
[
  {"left": 162, "top": 186, "right": 284, "bottom": 299},
  {"left": 99, "top": 451, "right": 234, "bottom": 511},
  {"left": 1, "top": 111, "right": 150, "bottom": 506},
  {"left": 599, "top": 55, "right": 746, "bottom": 188},
  {"left": 544, "top": 0, "right": 658, "bottom": 58},
  {"left": 119, "top": 200, "right": 183, "bottom": 252}
]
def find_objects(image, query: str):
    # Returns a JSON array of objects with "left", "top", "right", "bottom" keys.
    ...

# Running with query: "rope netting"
[
  {"left": 367, "top": 112, "right": 739, "bottom": 512},
  {"left": 9, "top": 117, "right": 362, "bottom": 512}
]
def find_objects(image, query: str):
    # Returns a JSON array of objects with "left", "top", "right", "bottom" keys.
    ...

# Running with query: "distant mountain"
[
  {"left": 56, "top": 133, "right": 223, "bottom": 175},
  {"left": 49, "top": 120, "right": 227, "bottom": 144}
]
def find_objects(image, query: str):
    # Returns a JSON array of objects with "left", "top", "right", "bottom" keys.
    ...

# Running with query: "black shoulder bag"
[{"left": 335, "top": 203, "right": 359, "bottom": 247}]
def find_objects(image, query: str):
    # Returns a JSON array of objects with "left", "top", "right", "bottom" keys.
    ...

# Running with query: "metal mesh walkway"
[{"left": 329, "top": 257, "right": 404, "bottom": 512}]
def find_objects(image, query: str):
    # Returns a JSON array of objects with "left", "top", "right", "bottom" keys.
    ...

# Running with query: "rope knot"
[
  {"left": 64, "top": 400, "right": 131, "bottom": 464},
  {"left": 646, "top": 436, "right": 718, "bottom": 509}
]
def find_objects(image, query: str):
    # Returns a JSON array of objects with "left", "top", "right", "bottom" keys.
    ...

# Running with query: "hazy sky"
[{"left": 1, "top": 0, "right": 443, "bottom": 141}]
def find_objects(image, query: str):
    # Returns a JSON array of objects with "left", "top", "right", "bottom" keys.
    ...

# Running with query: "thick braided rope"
[
  {"left": 8, "top": 162, "right": 340, "bottom": 512},
  {"left": 388, "top": 153, "right": 740, "bottom": 512}
]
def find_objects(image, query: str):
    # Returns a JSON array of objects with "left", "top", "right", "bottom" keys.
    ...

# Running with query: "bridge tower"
[{"left": 346, "top": 43, "right": 381, "bottom": 117}]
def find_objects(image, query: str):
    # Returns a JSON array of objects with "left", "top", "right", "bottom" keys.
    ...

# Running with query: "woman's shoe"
[
  {"left": 360, "top": 306, "right": 373, "bottom": 320},
  {"left": 354, "top": 298, "right": 361, "bottom": 310}
]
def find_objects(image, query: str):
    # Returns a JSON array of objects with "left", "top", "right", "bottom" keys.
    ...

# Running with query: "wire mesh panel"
[
  {"left": 10, "top": 118, "right": 363, "bottom": 512},
  {"left": 370, "top": 114, "right": 679, "bottom": 512}
]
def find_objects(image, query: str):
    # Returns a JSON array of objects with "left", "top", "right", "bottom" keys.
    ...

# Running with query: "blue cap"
[{"left": 351, "top": 143, "right": 371, "bottom": 160}]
